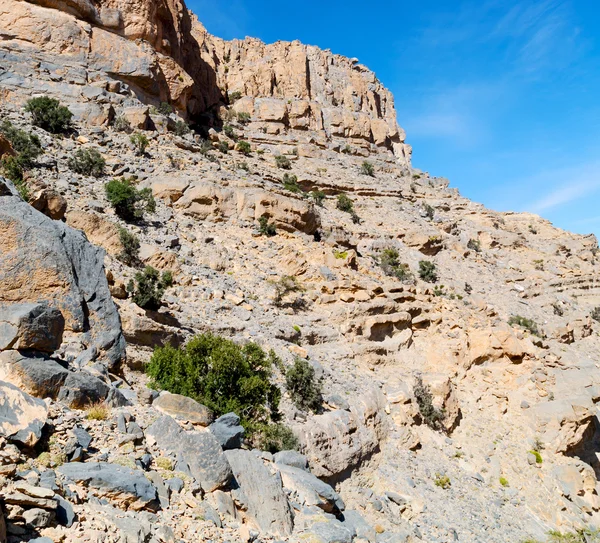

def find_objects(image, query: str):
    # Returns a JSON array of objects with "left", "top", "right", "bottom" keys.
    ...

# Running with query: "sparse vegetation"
[
  {"left": 285, "top": 358, "right": 323, "bottom": 413},
  {"left": 360, "top": 161, "right": 374, "bottom": 176},
  {"left": 336, "top": 193, "right": 354, "bottom": 213},
  {"left": 499, "top": 477, "right": 509, "bottom": 487},
  {"left": 117, "top": 226, "right": 140, "bottom": 267},
  {"left": 259, "top": 215, "right": 276, "bottom": 237},
  {"left": 237, "top": 111, "right": 251, "bottom": 124},
  {"left": 275, "top": 154, "right": 292, "bottom": 170},
  {"left": 174, "top": 120, "right": 190, "bottom": 137},
  {"left": 130, "top": 132, "right": 149, "bottom": 156},
  {"left": 467, "top": 238, "right": 481, "bottom": 252},
  {"left": 228, "top": 91, "right": 242, "bottom": 103},
  {"left": 86, "top": 402, "right": 110, "bottom": 421},
  {"left": 147, "top": 333, "right": 282, "bottom": 429},
  {"left": 127, "top": 266, "right": 173, "bottom": 310},
  {"left": 68, "top": 147, "right": 106, "bottom": 177},
  {"left": 272, "top": 275, "right": 304, "bottom": 307},
  {"left": 378, "top": 248, "right": 413, "bottom": 282},
  {"left": 105, "top": 177, "right": 156, "bottom": 221},
  {"left": 434, "top": 474, "right": 451, "bottom": 489},
  {"left": 223, "top": 124, "right": 236, "bottom": 140},
  {"left": 591, "top": 306, "right": 600, "bottom": 322},
  {"left": 423, "top": 203, "right": 435, "bottom": 220},
  {"left": 309, "top": 190, "right": 326, "bottom": 206},
  {"left": 256, "top": 423, "right": 299, "bottom": 453},
  {"left": 282, "top": 173, "right": 302, "bottom": 194},
  {"left": 218, "top": 140, "right": 229, "bottom": 154},
  {"left": 414, "top": 376, "right": 445, "bottom": 431},
  {"left": 25, "top": 96, "right": 72, "bottom": 133},
  {"left": 546, "top": 529, "right": 600, "bottom": 543},
  {"left": 113, "top": 115, "right": 132, "bottom": 133},
  {"left": 529, "top": 450, "right": 543, "bottom": 464},
  {"left": 237, "top": 140, "right": 251, "bottom": 155},
  {"left": 508, "top": 315, "right": 540, "bottom": 337},
  {"left": 334, "top": 250, "right": 348, "bottom": 259},
  {"left": 418, "top": 260, "right": 438, "bottom": 283},
  {"left": 158, "top": 102, "right": 173, "bottom": 116}
]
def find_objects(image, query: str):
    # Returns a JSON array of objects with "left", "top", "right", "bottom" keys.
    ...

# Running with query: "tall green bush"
[
  {"left": 25, "top": 96, "right": 72, "bottom": 134},
  {"left": 285, "top": 358, "right": 322, "bottom": 413},
  {"left": 105, "top": 177, "right": 155, "bottom": 221},
  {"left": 127, "top": 266, "right": 172, "bottom": 310}
]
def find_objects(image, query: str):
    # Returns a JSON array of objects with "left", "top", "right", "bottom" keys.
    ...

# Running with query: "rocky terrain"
[{"left": 1, "top": 1, "right": 600, "bottom": 543}]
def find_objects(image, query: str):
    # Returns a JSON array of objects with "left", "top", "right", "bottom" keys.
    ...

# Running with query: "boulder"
[
  {"left": 56, "top": 462, "right": 158, "bottom": 511},
  {"left": 146, "top": 416, "right": 232, "bottom": 492},
  {"left": 224, "top": 449, "right": 293, "bottom": 537},
  {"left": 29, "top": 187, "right": 68, "bottom": 221},
  {"left": 209, "top": 412, "right": 245, "bottom": 449},
  {"left": 153, "top": 392, "right": 214, "bottom": 426},
  {"left": 273, "top": 450, "right": 309, "bottom": 471},
  {"left": 0, "top": 178, "right": 125, "bottom": 369},
  {"left": 0, "top": 351, "right": 69, "bottom": 399},
  {"left": 0, "top": 303, "right": 65, "bottom": 353},
  {"left": 0, "top": 380, "right": 48, "bottom": 447},
  {"left": 57, "top": 372, "right": 110, "bottom": 408}
]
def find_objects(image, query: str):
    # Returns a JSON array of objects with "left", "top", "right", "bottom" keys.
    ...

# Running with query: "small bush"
[
  {"left": 256, "top": 423, "right": 299, "bottom": 453},
  {"left": 272, "top": 275, "right": 304, "bottom": 307},
  {"left": 237, "top": 111, "right": 251, "bottom": 124},
  {"left": 423, "top": 203, "right": 435, "bottom": 220},
  {"left": 336, "top": 193, "right": 354, "bottom": 213},
  {"left": 310, "top": 190, "right": 326, "bottom": 206},
  {"left": 282, "top": 173, "right": 302, "bottom": 194},
  {"left": 275, "top": 154, "right": 292, "bottom": 170},
  {"left": 414, "top": 376, "right": 445, "bottom": 431},
  {"left": 591, "top": 307, "right": 600, "bottom": 322},
  {"left": 418, "top": 260, "right": 438, "bottom": 283},
  {"left": 223, "top": 124, "right": 236, "bottom": 139},
  {"left": 350, "top": 211, "right": 361, "bottom": 224},
  {"left": 105, "top": 177, "right": 156, "bottom": 221},
  {"left": 174, "top": 120, "right": 190, "bottom": 137},
  {"left": 285, "top": 358, "right": 322, "bottom": 413},
  {"left": 237, "top": 140, "right": 251, "bottom": 155},
  {"left": 117, "top": 226, "right": 140, "bottom": 267},
  {"left": 113, "top": 115, "right": 132, "bottom": 133},
  {"left": 86, "top": 402, "right": 110, "bottom": 421},
  {"left": 130, "top": 133, "right": 149, "bottom": 156},
  {"left": 547, "top": 530, "right": 600, "bottom": 543},
  {"left": 68, "top": 148, "right": 105, "bottom": 177},
  {"left": 499, "top": 477, "right": 509, "bottom": 487},
  {"left": 147, "top": 333, "right": 281, "bottom": 428},
  {"left": 259, "top": 215, "right": 276, "bottom": 237},
  {"left": 155, "top": 457, "right": 174, "bottom": 471},
  {"left": 127, "top": 266, "right": 173, "bottom": 310},
  {"left": 360, "top": 161, "right": 374, "bottom": 176},
  {"left": 158, "top": 102, "right": 173, "bottom": 116},
  {"left": 379, "top": 248, "right": 413, "bottom": 282},
  {"left": 228, "top": 91, "right": 242, "bottom": 103},
  {"left": 218, "top": 140, "right": 229, "bottom": 154},
  {"left": 467, "top": 239, "right": 481, "bottom": 252},
  {"left": 529, "top": 450, "right": 543, "bottom": 464},
  {"left": 25, "top": 96, "right": 72, "bottom": 134},
  {"left": 434, "top": 474, "right": 451, "bottom": 489},
  {"left": 0, "top": 120, "right": 43, "bottom": 167},
  {"left": 508, "top": 315, "right": 540, "bottom": 337}
]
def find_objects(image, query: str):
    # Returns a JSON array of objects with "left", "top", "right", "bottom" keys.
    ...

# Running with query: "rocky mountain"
[{"left": 0, "top": 1, "right": 600, "bottom": 543}]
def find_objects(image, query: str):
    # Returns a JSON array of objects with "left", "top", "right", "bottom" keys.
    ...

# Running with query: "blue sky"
[{"left": 188, "top": 0, "right": 600, "bottom": 238}]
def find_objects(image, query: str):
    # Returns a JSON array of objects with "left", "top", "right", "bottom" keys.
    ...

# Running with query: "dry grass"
[{"left": 86, "top": 402, "right": 110, "bottom": 421}]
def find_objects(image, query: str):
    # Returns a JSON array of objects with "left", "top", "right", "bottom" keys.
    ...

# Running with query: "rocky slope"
[{"left": 1, "top": 2, "right": 600, "bottom": 543}]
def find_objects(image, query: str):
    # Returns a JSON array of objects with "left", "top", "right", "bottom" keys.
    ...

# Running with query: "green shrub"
[
  {"left": 0, "top": 120, "right": 43, "bottom": 167},
  {"left": 275, "top": 154, "right": 292, "bottom": 170},
  {"left": 282, "top": 173, "right": 302, "bottom": 194},
  {"left": 434, "top": 474, "right": 451, "bottom": 489},
  {"left": 117, "top": 227, "right": 140, "bottom": 267},
  {"left": 499, "top": 477, "right": 509, "bottom": 487},
  {"left": 272, "top": 275, "right": 303, "bottom": 307},
  {"left": 508, "top": 315, "right": 540, "bottom": 336},
  {"left": 547, "top": 530, "right": 600, "bottom": 543},
  {"left": 223, "top": 124, "right": 236, "bottom": 139},
  {"left": 256, "top": 423, "right": 298, "bottom": 453},
  {"left": 127, "top": 266, "right": 172, "bottom": 310},
  {"left": 418, "top": 260, "right": 438, "bottom": 283},
  {"left": 158, "top": 102, "right": 173, "bottom": 116},
  {"left": 423, "top": 203, "right": 435, "bottom": 220},
  {"left": 237, "top": 112, "right": 251, "bottom": 124},
  {"left": 529, "top": 450, "right": 543, "bottom": 464},
  {"left": 467, "top": 238, "right": 481, "bottom": 252},
  {"left": 310, "top": 190, "right": 325, "bottom": 206},
  {"left": 285, "top": 358, "right": 322, "bottom": 413},
  {"left": 1, "top": 156, "right": 29, "bottom": 200},
  {"left": 360, "top": 161, "right": 374, "bottom": 176},
  {"left": 130, "top": 133, "right": 149, "bottom": 156},
  {"left": 147, "top": 333, "right": 281, "bottom": 427},
  {"left": 414, "top": 376, "right": 445, "bottom": 431},
  {"left": 350, "top": 211, "right": 361, "bottom": 224},
  {"left": 174, "top": 120, "right": 190, "bottom": 137},
  {"left": 336, "top": 193, "right": 354, "bottom": 213},
  {"left": 379, "top": 248, "right": 413, "bottom": 282},
  {"left": 218, "top": 140, "right": 229, "bottom": 154},
  {"left": 113, "top": 115, "right": 132, "bottom": 133},
  {"left": 25, "top": 96, "right": 72, "bottom": 134},
  {"left": 68, "top": 148, "right": 105, "bottom": 177},
  {"left": 105, "top": 177, "right": 156, "bottom": 221},
  {"left": 237, "top": 140, "right": 251, "bottom": 155},
  {"left": 591, "top": 307, "right": 600, "bottom": 322},
  {"left": 259, "top": 215, "right": 276, "bottom": 237},
  {"left": 228, "top": 91, "right": 242, "bottom": 103}
]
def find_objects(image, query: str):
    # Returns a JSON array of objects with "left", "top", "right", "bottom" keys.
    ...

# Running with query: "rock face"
[
  {"left": 0, "top": 380, "right": 47, "bottom": 447},
  {"left": 0, "top": 303, "right": 65, "bottom": 353},
  {"left": 0, "top": 177, "right": 125, "bottom": 369}
]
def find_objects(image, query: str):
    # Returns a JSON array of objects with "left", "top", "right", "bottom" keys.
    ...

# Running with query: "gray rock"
[
  {"left": 57, "top": 462, "right": 158, "bottom": 510},
  {"left": 224, "top": 449, "right": 293, "bottom": 537},
  {"left": 153, "top": 392, "right": 214, "bottom": 426},
  {"left": 166, "top": 477, "right": 184, "bottom": 493},
  {"left": 146, "top": 415, "right": 232, "bottom": 492},
  {"left": 0, "top": 177, "right": 126, "bottom": 369},
  {"left": 305, "top": 517, "right": 355, "bottom": 543},
  {"left": 147, "top": 471, "right": 169, "bottom": 509},
  {"left": 209, "top": 412, "right": 245, "bottom": 449},
  {"left": 273, "top": 450, "right": 309, "bottom": 471},
  {"left": 0, "top": 303, "right": 65, "bottom": 353},
  {"left": 57, "top": 371, "right": 110, "bottom": 408},
  {"left": 72, "top": 426, "right": 92, "bottom": 450},
  {"left": 22, "top": 508, "right": 54, "bottom": 528},
  {"left": 342, "top": 510, "right": 376, "bottom": 542},
  {"left": 0, "top": 380, "right": 48, "bottom": 447}
]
